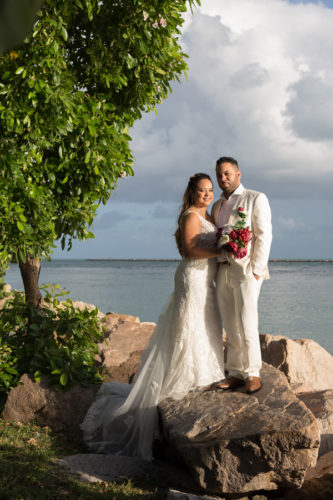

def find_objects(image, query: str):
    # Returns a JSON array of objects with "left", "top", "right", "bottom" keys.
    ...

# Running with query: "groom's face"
[{"left": 216, "top": 162, "right": 241, "bottom": 196}]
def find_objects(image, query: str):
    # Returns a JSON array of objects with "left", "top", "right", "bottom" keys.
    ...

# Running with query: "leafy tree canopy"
[{"left": 0, "top": 0, "right": 199, "bottom": 276}]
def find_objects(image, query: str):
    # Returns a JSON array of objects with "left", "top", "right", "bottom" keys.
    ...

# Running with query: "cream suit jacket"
[{"left": 212, "top": 188, "right": 272, "bottom": 281}]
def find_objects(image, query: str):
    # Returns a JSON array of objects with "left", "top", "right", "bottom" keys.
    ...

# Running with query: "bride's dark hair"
[{"left": 174, "top": 173, "right": 212, "bottom": 255}]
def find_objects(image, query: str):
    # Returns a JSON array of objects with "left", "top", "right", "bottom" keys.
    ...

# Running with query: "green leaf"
[
  {"left": 5, "top": 367, "right": 18, "bottom": 375},
  {"left": 126, "top": 54, "right": 136, "bottom": 69},
  {"left": 18, "top": 249, "right": 26, "bottom": 263},
  {"left": 23, "top": 114, "right": 31, "bottom": 126},
  {"left": 139, "top": 40, "right": 148, "bottom": 54},
  {"left": 88, "top": 124, "right": 96, "bottom": 136},
  {"left": 61, "top": 25, "right": 68, "bottom": 41},
  {"left": 22, "top": 223, "right": 33, "bottom": 234},
  {"left": 94, "top": 165, "right": 99, "bottom": 175},
  {"left": 15, "top": 67, "right": 25, "bottom": 75},
  {"left": 17, "top": 221, "right": 24, "bottom": 231},
  {"left": 60, "top": 372, "right": 68, "bottom": 386}
]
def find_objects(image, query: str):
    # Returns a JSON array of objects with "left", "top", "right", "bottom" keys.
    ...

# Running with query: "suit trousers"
[{"left": 216, "top": 264, "right": 263, "bottom": 379}]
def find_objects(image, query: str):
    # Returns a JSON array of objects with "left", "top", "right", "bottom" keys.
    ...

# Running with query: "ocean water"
[{"left": 4, "top": 259, "right": 333, "bottom": 354}]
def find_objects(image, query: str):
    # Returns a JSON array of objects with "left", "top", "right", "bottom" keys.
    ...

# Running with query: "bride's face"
[{"left": 192, "top": 179, "right": 214, "bottom": 208}]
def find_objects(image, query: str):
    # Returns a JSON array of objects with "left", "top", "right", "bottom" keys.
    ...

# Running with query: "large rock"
[
  {"left": 305, "top": 450, "right": 333, "bottom": 480},
  {"left": 55, "top": 454, "right": 159, "bottom": 483},
  {"left": 103, "top": 350, "right": 144, "bottom": 384},
  {"left": 298, "top": 390, "right": 333, "bottom": 456},
  {"left": 260, "top": 334, "right": 333, "bottom": 393},
  {"left": 71, "top": 300, "right": 105, "bottom": 320},
  {"left": 158, "top": 363, "right": 320, "bottom": 496},
  {"left": 282, "top": 451, "right": 333, "bottom": 499},
  {"left": 1, "top": 374, "right": 100, "bottom": 440},
  {"left": 98, "top": 312, "right": 155, "bottom": 383},
  {"left": 167, "top": 491, "right": 223, "bottom": 500}
]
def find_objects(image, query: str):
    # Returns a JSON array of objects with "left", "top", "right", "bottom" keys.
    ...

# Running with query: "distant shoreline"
[
  {"left": 85, "top": 258, "right": 333, "bottom": 263},
  {"left": 8, "top": 258, "right": 333, "bottom": 265}
]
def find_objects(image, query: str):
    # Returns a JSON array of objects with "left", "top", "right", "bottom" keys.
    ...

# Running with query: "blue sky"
[{"left": 53, "top": 0, "right": 333, "bottom": 260}]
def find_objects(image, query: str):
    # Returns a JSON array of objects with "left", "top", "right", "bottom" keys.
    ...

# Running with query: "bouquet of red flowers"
[{"left": 216, "top": 207, "right": 252, "bottom": 259}]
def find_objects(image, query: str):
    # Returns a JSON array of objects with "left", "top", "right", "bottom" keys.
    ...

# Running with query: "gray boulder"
[
  {"left": 282, "top": 451, "right": 333, "bottom": 499},
  {"left": 1, "top": 373, "right": 99, "bottom": 440},
  {"left": 98, "top": 312, "right": 155, "bottom": 383},
  {"left": 298, "top": 390, "right": 333, "bottom": 456},
  {"left": 55, "top": 453, "right": 159, "bottom": 483},
  {"left": 260, "top": 334, "right": 333, "bottom": 393},
  {"left": 158, "top": 363, "right": 320, "bottom": 496},
  {"left": 305, "top": 450, "right": 333, "bottom": 480}
]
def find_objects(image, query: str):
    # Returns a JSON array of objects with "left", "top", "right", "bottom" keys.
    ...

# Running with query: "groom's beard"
[{"left": 222, "top": 187, "right": 236, "bottom": 199}]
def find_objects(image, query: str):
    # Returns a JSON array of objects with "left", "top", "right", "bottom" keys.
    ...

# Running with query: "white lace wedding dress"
[{"left": 81, "top": 211, "right": 225, "bottom": 460}]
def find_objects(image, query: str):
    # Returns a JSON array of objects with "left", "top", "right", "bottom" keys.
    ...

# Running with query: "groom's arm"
[{"left": 251, "top": 193, "right": 272, "bottom": 278}]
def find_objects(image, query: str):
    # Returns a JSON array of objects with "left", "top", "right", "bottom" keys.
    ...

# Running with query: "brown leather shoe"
[
  {"left": 245, "top": 376, "right": 262, "bottom": 394},
  {"left": 214, "top": 376, "right": 245, "bottom": 390}
]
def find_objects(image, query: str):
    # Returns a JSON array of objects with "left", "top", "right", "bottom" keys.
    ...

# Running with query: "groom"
[{"left": 212, "top": 157, "right": 272, "bottom": 394}]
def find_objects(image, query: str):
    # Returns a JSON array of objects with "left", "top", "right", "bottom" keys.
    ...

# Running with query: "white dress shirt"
[{"left": 218, "top": 183, "right": 245, "bottom": 229}]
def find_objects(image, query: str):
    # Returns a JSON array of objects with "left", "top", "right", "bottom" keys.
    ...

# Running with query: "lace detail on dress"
[
  {"left": 182, "top": 210, "right": 217, "bottom": 250},
  {"left": 81, "top": 209, "right": 225, "bottom": 461}
]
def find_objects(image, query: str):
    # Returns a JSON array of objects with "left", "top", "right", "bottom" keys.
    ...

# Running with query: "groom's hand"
[{"left": 253, "top": 273, "right": 260, "bottom": 280}]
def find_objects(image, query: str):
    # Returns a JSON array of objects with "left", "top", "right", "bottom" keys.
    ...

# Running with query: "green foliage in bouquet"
[{"left": 0, "top": 284, "right": 105, "bottom": 395}]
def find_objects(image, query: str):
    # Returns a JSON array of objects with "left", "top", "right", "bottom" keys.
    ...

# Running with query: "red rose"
[
  {"left": 244, "top": 228, "right": 252, "bottom": 243},
  {"left": 235, "top": 247, "right": 247, "bottom": 259},
  {"left": 238, "top": 207, "right": 244, "bottom": 212},
  {"left": 237, "top": 228, "right": 252, "bottom": 244},
  {"left": 229, "top": 230, "right": 238, "bottom": 241},
  {"left": 237, "top": 229, "right": 245, "bottom": 242},
  {"left": 225, "top": 241, "right": 238, "bottom": 254}
]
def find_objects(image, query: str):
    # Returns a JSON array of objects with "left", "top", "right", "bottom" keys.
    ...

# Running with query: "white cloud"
[
  {"left": 152, "top": 204, "right": 177, "bottom": 219},
  {"left": 112, "top": 0, "right": 333, "bottom": 207},
  {"left": 276, "top": 216, "right": 305, "bottom": 230},
  {"left": 94, "top": 210, "right": 131, "bottom": 229},
  {"left": 286, "top": 74, "right": 333, "bottom": 141}
]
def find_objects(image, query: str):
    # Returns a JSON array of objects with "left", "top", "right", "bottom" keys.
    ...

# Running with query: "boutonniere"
[{"left": 216, "top": 207, "right": 252, "bottom": 259}]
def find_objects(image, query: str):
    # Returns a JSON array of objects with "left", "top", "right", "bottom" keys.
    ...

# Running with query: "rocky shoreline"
[{"left": 1, "top": 301, "right": 332, "bottom": 499}]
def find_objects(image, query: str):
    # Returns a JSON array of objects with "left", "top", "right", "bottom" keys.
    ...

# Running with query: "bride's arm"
[{"left": 181, "top": 213, "right": 221, "bottom": 259}]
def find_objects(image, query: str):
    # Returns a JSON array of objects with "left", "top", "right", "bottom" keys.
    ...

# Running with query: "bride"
[{"left": 81, "top": 173, "right": 225, "bottom": 460}]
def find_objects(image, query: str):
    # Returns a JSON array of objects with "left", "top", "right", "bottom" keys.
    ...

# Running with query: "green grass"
[{"left": 0, "top": 420, "right": 166, "bottom": 499}]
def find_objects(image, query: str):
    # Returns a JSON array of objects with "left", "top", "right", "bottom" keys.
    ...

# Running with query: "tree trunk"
[{"left": 18, "top": 254, "right": 42, "bottom": 309}]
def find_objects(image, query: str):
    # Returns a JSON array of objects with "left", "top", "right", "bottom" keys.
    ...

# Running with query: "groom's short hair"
[{"left": 216, "top": 156, "right": 239, "bottom": 169}]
